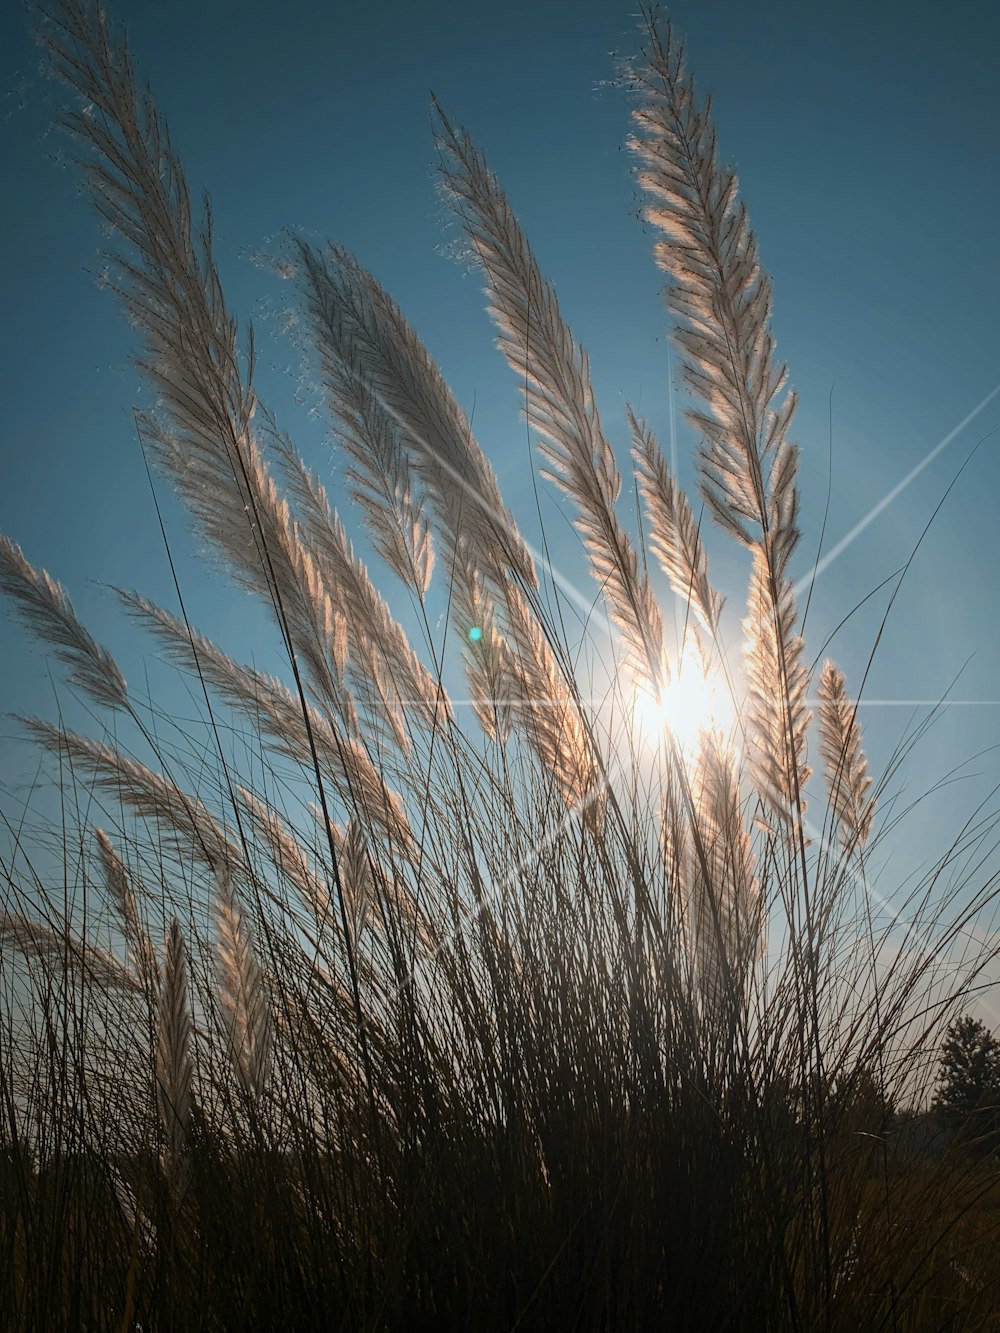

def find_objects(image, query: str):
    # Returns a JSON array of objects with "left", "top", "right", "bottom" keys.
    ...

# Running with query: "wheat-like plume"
[
  {"left": 629, "top": 24, "right": 798, "bottom": 546},
  {"left": 93, "top": 827, "right": 160, "bottom": 991},
  {"left": 338, "top": 818, "right": 376, "bottom": 951},
  {"left": 21, "top": 718, "right": 240, "bottom": 872},
  {"left": 628, "top": 408, "right": 724, "bottom": 636},
  {"left": 315, "top": 807, "right": 439, "bottom": 957},
  {"left": 341, "top": 406, "right": 436, "bottom": 599},
  {"left": 214, "top": 867, "right": 273, "bottom": 1103},
  {"left": 42, "top": 1, "right": 361, "bottom": 731},
  {"left": 296, "top": 240, "right": 537, "bottom": 597},
  {"left": 156, "top": 916, "right": 193, "bottom": 1191},
  {"left": 236, "top": 788, "right": 330, "bottom": 922},
  {"left": 817, "top": 660, "right": 874, "bottom": 851},
  {"left": 688, "top": 735, "right": 759, "bottom": 1000},
  {"left": 434, "top": 103, "right": 667, "bottom": 696},
  {"left": 119, "top": 587, "right": 356, "bottom": 744},
  {"left": 269, "top": 432, "right": 449, "bottom": 735},
  {"left": 1, "top": 911, "right": 143, "bottom": 993},
  {"left": 117, "top": 592, "right": 413, "bottom": 848},
  {"left": 449, "top": 555, "right": 520, "bottom": 742},
  {"left": 141, "top": 412, "right": 354, "bottom": 718},
  {"left": 286, "top": 275, "right": 436, "bottom": 597},
  {"left": 631, "top": 20, "right": 812, "bottom": 824},
  {"left": 743, "top": 548, "right": 812, "bottom": 822},
  {"left": 0, "top": 535, "right": 128, "bottom": 711},
  {"left": 503, "top": 583, "right": 604, "bottom": 823}
]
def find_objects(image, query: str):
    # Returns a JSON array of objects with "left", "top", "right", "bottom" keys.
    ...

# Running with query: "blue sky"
[{"left": 1, "top": 0, "right": 999, "bottom": 906}]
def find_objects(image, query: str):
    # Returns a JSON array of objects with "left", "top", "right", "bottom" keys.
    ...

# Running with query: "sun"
[{"left": 634, "top": 642, "right": 733, "bottom": 755}]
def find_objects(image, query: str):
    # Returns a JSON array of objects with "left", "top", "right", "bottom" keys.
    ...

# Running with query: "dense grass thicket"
[{"left": 2, "top": 2, "right": 1000, "bottom": 1328}]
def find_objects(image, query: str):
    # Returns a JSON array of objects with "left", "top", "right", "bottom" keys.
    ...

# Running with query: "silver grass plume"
[
  {"left": 659, "top": 763, "right": 690, "bottom": 915},
  {"left": 0, "top": 536, "right": 127, "bottom": 711},
  {"left": 629, "top": 23, "right": 798, "bottom": 547},
  {"left": 236, "top": 787, "right": 331, "bottom": 924},
  {"left": 93, "top": 828, "right": 160, "bottom": 992},
  {"left": 139, "top": 412, "right": 352, "bottom": 716},
  {"left": 433, "top": 102, "right": 667, "bottom": 696},
  {"left": 287, "top": 273, "right": 436, "bottom": 596},
  {"left": 296, "top": 240, "right": 532, "bottom": 745},
  {"left": 119, "top": 588, "right": 358, "bottom": 748},
  {"left": 817, "top": 660, "right": 874, "bottom": 851},
  {"left": 1, "top": 912, "right": 143, "bottom": 993},
  {"left": 295, "top": 240, "right": 537, "bottom": 598},
  {"left": 503, "top": 583, "right": 604, "bottom": 824},
  {"left": 628, "top": 408, "right": 724, "bottom": 635},
  {"left": 42, "top": 1, "right": 354, "bottom": 722},
  {"left": 451, "top": 555, "right": 519, "bottom": 742},
  {"left": 743, "top": 545, "right": 812, "bottom": 821},
  {"left": 316, "top": 807, "right": 438, "bottom": 956},
  {"left": 117, "top": 593, "right": 413, "bottom": 848},
  {"left": 22, "top": 718, "right": 240, "bottom": 873},
  {"left": 269, "top": 433, "right": 449, "bottom": 736},
  {"left": 214, "top": 867, "right": 273, "bottom": 1103},
  {"left": 688, "top": 735, "right": 759, "bottom": 1004},
  {"left": 156, "top": 917, "right": 193, "bottom": 1193},
  {"left": 340, "top": 403, "right": 436, "bottom": 597},
  {"left": 338, "top": 818, "right": 376, "bottom": 951},
  {"left": 631, "top": 20, "right": 812, "bottom": 823}
]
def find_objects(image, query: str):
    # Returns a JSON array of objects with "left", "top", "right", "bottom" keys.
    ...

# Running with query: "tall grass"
[{"left": 2, "top": 2, "right": 1000, "bottom": 1328}]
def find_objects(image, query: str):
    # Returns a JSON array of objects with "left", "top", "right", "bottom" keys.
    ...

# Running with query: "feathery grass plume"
[
  {"left": 1, "top": 911, "right": 143, "bottom": 993},
  {"left": 156, "top": 916, "right": 193, "bottom": 1191},
  {"left": 119, "top": 587, "right": 346, "bottom": 741},
  {"left": 140, "top": 413, "right": 354, "bottom": 717},
  {"left": 41, "top": 0, "right": 357, "bottom": 725},
  {"left": 296, "top": 239, "right": 537, "bottom": 597},
  {"left": 214, "top": 867, "right": 273, "bottom": 1104},
  {"left": 236, "top": 788, "right": 331, "bottom": 925},
  {"left": 503, "top": 582, "right": 604, "bottom": 824},
  {"left": 0, "top": 535, "right": 128, "bottom": 711},
  {"left": 687, "top": 734, "right": 759, "bottom": 1004},
  {"left": 449, "top": 554, "right": 519, "bottom": 742},
  {"left": 93, "top": 827, "right": 160, "bottom": 991},
  {"left": 743, "top": 547, "right": 812, "bottom": 821},
  {"left": 318, "top": 808, "right": 435, "bottom": 952},
  {"left": 818, "top": 660, "right": 874, "bottom": 851},
  {"left": 342, "top": 411, "right": 436, "bottom": 598},
  {"left": 628, "top": 408, "right": 723, "bottom": 636},
  {"left": 337, "top": 818, "right": 375, "bottom": 950},
  {"left": 433, "top": 102, "right": 667, "bottom": 696},
  {"left": 629, "top": 22, "right": 798, "bottom": 546},
  {"left": 630, "top": 19, "right": 812, "bottom": 826},
  {"left": 21, "top": 718, "right": 241, "bottom": 873},
  {"left": 118, "top": 589, "right": 354, "bottom": 770},
  {"left": 116, "top": 592, "right": 413, "bottom": 848},
  {"left": 268, "top": 430, "right": 449, "bottom": 735},
  {"left": 286, "top": 270, "right": 436, "bottom": 597}
]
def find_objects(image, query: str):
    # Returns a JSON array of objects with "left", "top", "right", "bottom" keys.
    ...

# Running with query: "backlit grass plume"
[{"left": 2, "top": 2, "right": 999, "bottom": 1329}]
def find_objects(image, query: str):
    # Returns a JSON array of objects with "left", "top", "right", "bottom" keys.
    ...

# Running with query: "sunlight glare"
[{"left": 634, "top": 642, "right": 733, "bottom": 755}]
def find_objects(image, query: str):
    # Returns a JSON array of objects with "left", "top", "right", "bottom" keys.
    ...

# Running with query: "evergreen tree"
[{"left": 932, "top": 1014, "right": 1000, "bottom": 1148}]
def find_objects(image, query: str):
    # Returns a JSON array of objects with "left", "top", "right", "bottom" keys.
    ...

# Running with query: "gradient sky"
[{"left": 2, "top": 0, "right": 999, "bottom": 914}]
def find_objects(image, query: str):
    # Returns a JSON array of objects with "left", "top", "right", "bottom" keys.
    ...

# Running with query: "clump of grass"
[{"left": 2, "top": 2, "right": 999, "bottom": 1329}]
